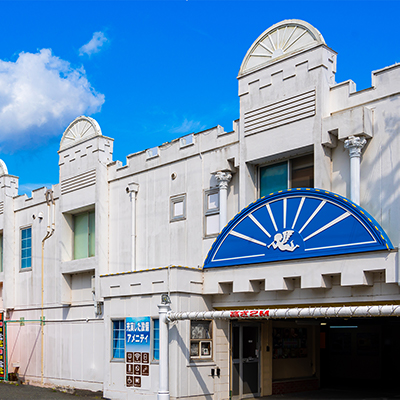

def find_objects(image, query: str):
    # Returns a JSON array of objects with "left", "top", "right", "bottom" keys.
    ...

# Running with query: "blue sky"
[{"left": 1, "top": 0, "right": 399, "bottom": 195}]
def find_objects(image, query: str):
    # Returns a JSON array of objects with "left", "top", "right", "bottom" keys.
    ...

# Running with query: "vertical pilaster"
[
  {"left": 344, "top": 135, "right": 367, "bottom": 204},
  {"left": 214, "top": 171, "right": 232, "bottom": 232},
  {"left": 158, "top": 302, "right": 171, "bottom": 400},
  {"left": 126, "top": 183, "right": 139, "bottom": 271}
]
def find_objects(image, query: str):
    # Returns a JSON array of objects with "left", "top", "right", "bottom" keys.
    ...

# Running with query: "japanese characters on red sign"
[{"left": 229, "top": 310, "right": 270, "bottom": 318}]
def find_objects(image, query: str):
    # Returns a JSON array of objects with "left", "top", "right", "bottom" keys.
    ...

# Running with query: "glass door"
[{"left": 232, "top": 323, "right": 260, "bottom": 399}]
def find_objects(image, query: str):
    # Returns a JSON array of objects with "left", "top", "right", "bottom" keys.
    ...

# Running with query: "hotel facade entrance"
[
  {"left": 231, "top": 323, "right": 261, "bottom": 399},
  {"left": 230, "top": 319, "right": 319, "bottom": 398}
]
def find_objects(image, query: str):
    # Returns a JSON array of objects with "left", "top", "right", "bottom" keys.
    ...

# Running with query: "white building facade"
[{"left": 1, "top": 19, "right": 400, "bottom": 399}]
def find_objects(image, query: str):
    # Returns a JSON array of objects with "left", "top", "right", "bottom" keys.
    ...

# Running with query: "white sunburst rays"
[
  {"left": 227, "top": 197, "right": 353, "bottom": 250},
  {"left": 251, "top": 25, "right": 310, "bottom": 61},
  {"left": 64, "top": 120, "right": 95, "bottom": 145}
]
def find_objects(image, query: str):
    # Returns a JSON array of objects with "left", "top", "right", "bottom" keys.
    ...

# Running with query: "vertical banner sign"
[
  {"left": 125, "top": 317, "right": 150, "bottom": 389},
  {"left": 0, "top": 313, "right": 5, "bottom": 379}
]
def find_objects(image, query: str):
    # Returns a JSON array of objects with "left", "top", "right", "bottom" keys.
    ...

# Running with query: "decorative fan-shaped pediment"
[
  {"left": 204, "top": 189, "right": 393, "bottom": 269},
  {"left": 239, "top": 20, "right": 326, "bottom": 76},
  {"left": 59, "top": 116, "right": 102, "bottom": 151},
  {"left": 0, "top": 159, "right": 8, "bottom": 176}
]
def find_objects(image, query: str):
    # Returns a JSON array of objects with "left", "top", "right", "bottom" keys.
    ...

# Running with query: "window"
[
  {"left": 260, "top": 154, "right": 314, "bottom": 197},
  {"left": 170, "top": 195, "right": 186, "bottom": 222},
  {"left": 204, "top": 189, "right": 219, "bottom": 237},
  {"left": 190, "top": 320, "right": 212, "bottom": 359},
  {"left": 74, "top": 210, "right": 95, "bottom": 260},
  {"left": 153, "top": 319, "right": 159, "bottom": 361},
  {"left": 21, "top": 227, "right": 32, "bottom": 269},
  {"left": 0, "top": 233, "right": 3, "bottom": 272},
  {"left": 112, "top": 320, "right": 125, "bottom": 359}
]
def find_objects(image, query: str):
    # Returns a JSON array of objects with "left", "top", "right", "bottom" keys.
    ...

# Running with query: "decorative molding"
[
  {"left": 59, "top": 116, "right": 102, "bottom": 151},
  {"left": 344, "top": 135, "right": 367, "bottom": 158},
  {"left": 244, "top": 90, "right": 315, "bottom": 136},
  {"left": 214, "top": 171, "right": 232, "bottom": 190},
  {"left": 61, "top": 169, "right": 96, "bottom": 195},
  {"left": 239, "top": 20, "right": 325, "bottom": 76},
  {"left": 0, "top": 201, "right": 3, "bottom": 215}
]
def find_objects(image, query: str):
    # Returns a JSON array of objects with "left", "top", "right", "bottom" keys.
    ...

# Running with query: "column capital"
[
  {"left": 126, "top": 182, "right": 139, "bottom": 193},
  {"left": 344, "top": 136, "right": 367, "bottom": 158},
  {"left": 214, "top": 171, "right": 232, "bottom": 190}
]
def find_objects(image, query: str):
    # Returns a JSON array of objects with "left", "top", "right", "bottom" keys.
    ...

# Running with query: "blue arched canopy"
[{"left": 204, "top": 189, "right": 393, "bottom": 269}]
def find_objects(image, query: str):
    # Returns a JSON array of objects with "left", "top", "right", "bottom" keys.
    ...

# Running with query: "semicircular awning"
[{"left": 204, "top": 189, "right": 393, "bottom": 269}]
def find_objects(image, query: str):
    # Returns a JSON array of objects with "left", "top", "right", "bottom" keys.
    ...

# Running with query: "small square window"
[
  {"left": 112, "top": 320, "right": 125, "bottom": 360},
  {"left": 170, "top": 195, "right": 186, "bottom": 222},
  {"left": 21, "top": 227, "right": 32, "bottom": 270},
  {"left": 190, "top": 320, "right": 213, "bottom": 359},
  {"left": 204, "top": 189, "right": 220, "bottom": 237}
]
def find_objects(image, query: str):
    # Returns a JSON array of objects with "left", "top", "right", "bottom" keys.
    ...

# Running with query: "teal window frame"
[
  {"left": 73, "top": 210, "right": 95, "bottom": 260},
  {"left": 260, "top": 154, "right": 314, "bottom": 197},
  {"left": 112, "top": 320, "right": 125, "bottom": 360},
  {"left": 21, "top": 226, "right": 32, "bottom": 270}
]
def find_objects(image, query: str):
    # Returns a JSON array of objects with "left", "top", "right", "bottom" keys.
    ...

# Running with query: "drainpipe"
[
  {"left": 158, "top": 297, "right": 171, "bottom": 400},
  {"left": 126, "top": 183, "right": 139, "bottom": 271},
  {"left": 41, "top": 189, "right": 55, "bottom": 385},
  {"left": 214, "top": 171, "right": 232, "bottom": 232},
  {"left": 344, "top": 136, "right": 366, "bottom": 204}
]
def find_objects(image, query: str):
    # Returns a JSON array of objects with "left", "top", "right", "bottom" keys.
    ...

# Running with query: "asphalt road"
[
  {"left": 1, "top": 384, "right": 399, "bottom": 400},
  {"left": 0, "top": 381, "right": 107, "bottom": 399},
  {"left": 267, "top": 388, "right": 400, "bottom": 399}
]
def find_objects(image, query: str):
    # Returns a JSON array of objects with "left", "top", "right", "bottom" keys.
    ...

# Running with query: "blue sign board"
[
  {"left": 125, "top": 316, "right": 151, "bottom": 389},
  {"left": 204, "top": 188, "right": 393, "bottom": 269},
  {"left": 125, "top": 316, "right": 151, "bottom": 352}
]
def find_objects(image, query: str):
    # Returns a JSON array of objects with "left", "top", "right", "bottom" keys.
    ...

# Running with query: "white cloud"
[
  {"left": 0, "top": 49, "right": 105, "bottom": 151},
  {"left": 169, "top": 118, "right": 206, "bottom": 134},
  {"left": 79, "top": 31, "right": 108, "bottom": 56}
]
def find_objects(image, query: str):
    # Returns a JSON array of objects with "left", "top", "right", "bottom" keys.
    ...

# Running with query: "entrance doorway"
[
  {"left": 231, "top": 323, "right": 260, "bottom": 399},
  {"left": 320, "top": 317, "right": 400, "bottom": 392}
]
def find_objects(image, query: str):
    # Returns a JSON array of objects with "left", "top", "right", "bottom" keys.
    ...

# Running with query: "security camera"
[
  {"left": 38, "top": 212, "right": 44, "bottom": 220},
  {"left": 126, "top": 187, "right": 130, "bottom": 193}
]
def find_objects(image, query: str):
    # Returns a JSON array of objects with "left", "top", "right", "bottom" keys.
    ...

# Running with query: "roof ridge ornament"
[
  {"left": 0, "top": 159, "right": 8, "bottom": 176},
  {"left": 239, "top": 19, "right": 326, "bottom": 76},
  {"left": 59, "top": 116, "right": 102, "bottom": 151}
]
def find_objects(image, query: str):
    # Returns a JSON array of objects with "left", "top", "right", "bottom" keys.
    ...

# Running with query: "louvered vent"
[
  {"left": 244, "top": 89, "right": 316, "bottom": 136},
  {"left": 61, "top": 169, "right": 96, "bottom": 195}
]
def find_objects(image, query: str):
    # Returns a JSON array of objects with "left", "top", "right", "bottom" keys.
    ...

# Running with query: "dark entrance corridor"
[{"left": 320, "top": 318, "right": 400, "bottom": 393}]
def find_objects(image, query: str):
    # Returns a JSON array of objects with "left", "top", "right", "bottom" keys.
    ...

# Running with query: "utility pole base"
[{"left": 157, "top": 391, "right": 170, "bottom": 400}]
